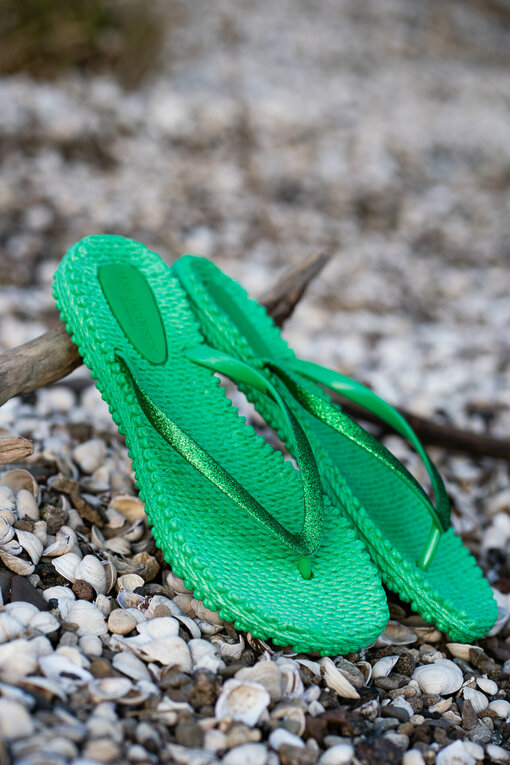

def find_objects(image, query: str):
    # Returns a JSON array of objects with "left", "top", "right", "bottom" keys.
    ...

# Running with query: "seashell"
[
  {"left": 121, "top": 519, "right": 145, "bottom": 542},
  {"left": 80, "top": 475, "right": 110, "bottom": 493},
  {"left": 0, "top": 516, "right": 14, "bottom": 545},
  {"left": 335, "top": 657, "right": 366, "bottom": 689},
  {"left": 0, "top": 538, "right": 21, "bottom": 555},
  {"left": 320, "top": 657, "right": 359, "bottom": 699},
  {"left": 109, "top": 494, "right": 146, "bottom": 523},
  {"left": 124, "top": 607, "right": 146, "bottom": 625},
  {"left": 175, "top": 614, "right": 201, "bottom": 638},
  {"left": 0, "top": 469, "right": 38, "bottom": 498},
  {"left": 0, "top": 486, "right": 16, "bottom": 512},
  {"left": 412, "top": 659, "right": 463, "bottom": 695},
  {"left": 165, "top": 570, "right": 193, "bottom": 595},
  {"left": 436, "top": 740, "right": 480, "bottom": 765},
  {"left": 145, "top": 594, "right": 181, "bottom": 619},
  {"left": 108, "top": 609, "right": 136, "bottom": 635},
  {"left": 67, "top": 600, "right": 108, "bottom": 636},
  {"left": 73, "top": 438, "right": 106, "bottom": 474},
  {"left": 295, "top": 658, "right": 322, "bottom": 680},
  {"left": 358, "top": 697, "right": 380, "bottom": 721},
  {"left": 0, "top": 612, "right": 23, "bottom": 643},
  {"left": 74, "top": 555, "right": 107, "bottom": 595},
  {"left": 0, "top": 639, "right": 38, "bottom": 680},
  {"left": 377, "top": 620, "right": 417, "bottom": 646},
  {"left": 112, "top": 651, "right": 151, "bottom": 681},
  {"left": 105, "top": 507, "right": 126, "bottom": 529},
  {"left": 0, "top": 550, "right": 34, "bottom": 576},
  {"left": 318, "top": 743, "right": 355, "bottom": 764},
  {"left": 215, "top": 679, "right": 270, "bottom": 727},
  {"left": 90, "top": 525, "right": 106, "bottom": 549},
  {"left": 32, "top": 520, "right": 47, "bottom": 546},
  {"left": 271, "top": 701, "right": 306, "bottom": 736},
  {"left": 401, "top": 751, "right": 426, "bottom": 765},
  {"left": 42, "top": 585, "right": 75, "bottom": 606},
  {"left": 116, "top": 574, "right": 144, "bottom": 593},
  {"left": 101, "top": 560, "right": 117, "bottom": 594},
  {"left": 29, "top": 611, "right": 60, "bottom": 635},
  {"left": 16, "top": 490, "right": 39, "bottom": 521},
  {"left": 117, "top": 591, "right": 146, "bottom": 611},
  {"left": 236, "top": 659, "right": 282, "bottom": 703},
  {"left": 95, "top": 593, "right": 112, "bottom": 617},
  {"left": 357, "top": 660, "right": 372, "bottom": 685},
  {"left": 39, "top": 653, "right": 93, "bottom": 686},
  {"left": 476, "top": 676, "right": 498, "bottom": 695},
  {"left": 486, "top": 744, "right": 510, "bottom": 764},
  {"left": 104, "top": 536, "right": 131, "bottom": 556},
  {"left": 189, "top": 638, "right": 225, "bottom": 673},
  {"left": 128, "top": 635, "right": 192, "bottom": 671},
  {"left": 27, "top": 635, "right": 53, "bottom": 658},
  {"left": 372, "top": 655, "right": 399, "bottom": 679},
  {"left": 0, "top": 698, "right": 34, "bottom": 740},
  {"left": 446, "top": 642, "right": 484, "bottom": 664},
  {"left": 79, "top": 635, "right": 103, "bottom": 658},
  {"left": 268, "top": 728, "right": 304, "bottom": 751},
  {"left": 136, "top": 617, "right": 179, "bottom": 639},
  {"left": 463, "top": 686, "right": 488, "bottom": 713},
  {"left": 51, "top": 552, "right": 81, "bottom": 582},
  {"left": 429, "top": 697, "right": 452, "bottom": 714},
  {"left": 488, "top": 699, "right": 510, "bottom": 718},
  {"left": 89, "top": 676, "right": 133, "bottom": 702},
  {"left": 277, "top": 658, "right": 305, "bottom": 698},
  {"left": 211, "top": 634, "right": 245, "bottom": 661},
  {"left": 42, "top": 526, "right": 76, "bottom": 557},
  {"left": 15, "top": 528, "right": 43, "bottom": 564}
]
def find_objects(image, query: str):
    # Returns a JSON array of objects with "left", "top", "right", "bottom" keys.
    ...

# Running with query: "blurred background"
[{"left": 1, "top": 0, "right": 510, "bottom": 431}]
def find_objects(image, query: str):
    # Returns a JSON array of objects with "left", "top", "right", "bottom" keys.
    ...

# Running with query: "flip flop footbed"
[
  {"left": 172, "top": 255, "right": 498, "bottom": 642},
  {"left": 53, "top": 235, "right": 389, "bottom": 654}
]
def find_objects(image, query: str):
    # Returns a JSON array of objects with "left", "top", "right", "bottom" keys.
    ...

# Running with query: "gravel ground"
[{"left": 0, "top": 1, "right": 509, "bottom": 763}]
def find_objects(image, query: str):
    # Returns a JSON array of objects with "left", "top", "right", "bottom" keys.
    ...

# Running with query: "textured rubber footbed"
[
  {"left": 53, "top": 235, "right": 390, "bottom": 655},
  {"left": 172, "top": 255, "right": 498, "bottom": 643}
]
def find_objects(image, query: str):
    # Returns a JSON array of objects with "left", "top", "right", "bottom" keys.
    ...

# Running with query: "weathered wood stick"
[
  {"left": 0, "top": 436, "right": 34, "bottom": 465},
  {"left": 0, "top": 251, "right": 331, "bottom": 409}
]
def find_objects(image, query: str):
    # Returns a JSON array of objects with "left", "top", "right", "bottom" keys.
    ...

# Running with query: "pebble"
[
  {"left": 107, "top": 609, "right": 137, "bottom": 635},
  {"left": 223, "top": 743, "right": 268, "bottom": 765},
  {"left": 318, "top": 743, "right": 354, "bottom": 764},
  {"left": 269, "top": 729, "right": 305, "bottom": 751}
]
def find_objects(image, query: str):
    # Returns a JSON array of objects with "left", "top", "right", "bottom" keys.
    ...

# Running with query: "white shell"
[
  {"left": 42, "top": 526, "right": 77, "bottom": 557},
  {"left": 89, "top": 676, "right": 133, "bottom": 701},
  {"left": 42, "top": 585, "right": 76, "bottom": 607},
  {"left": 236, "top": 660, "right": 282, "bottom": 702},
  {"left": 104, "top": 537, "right": 131, "bottom": 556},
  {"left": 215, "top": 679, "right": 270, "bottom": 727},
  {"left": 0, "top": 550, "right": 34, "bottom": 576},
  {"left": 136, "top": 617, "right": 179, "bottom": 639},
  {"left": 0, "top": 698, "right": 34, "bottom": 740},
  {"left": 95, "top": 593, "right": 112, "bottom": 617},
  {"left": 222, "top": 743, "right": 267, "bottom": 765},
  {"left": 39, "top": 652, "right": 93, "bottom": 686},
  {"left": 271, "top": 702, "right": 306, "bottom": 736},
  {"left": 51, "top": 552, "right": 81, "bottom": 582},
  {"left": 0, "top": 517, "right": 14, "bottom": 545},
  {"left": 73, "top": 438, "right": 106, "bottom": 474},
  {"left": 74, "top": 554, "right": 107, "bottom": 595},
  {"left": 0, "top": 486, "right": 16, "bottom": 514},
  {"left": 486, "top": 744, "right": 510, "bottom": 764},
  {"left": 318, "top": 743, "right": 355, "bottom": 764},
  {"left": 372, "top": 655, "right": 399, "bottom": 679},
  {"left": 145, "top": 594, "right": 181, "bottom": 619},
  {"left": 116, "top": 574, "right": 144, "bottom": 592},
  {"left": 211, "top": 634, "right": 245, "bottom": 661},
  {"left": 0, "top": 613, "right": 23, "bottom": 643},
  {"left": 320, "top": 657, "right": 359, "bottom": 700},
  {"left": 446, "top": 643, "right": 483, "bottom": 663},
  {"left": 0, "top": 469, "right": 38, "bottom": 497},
  {"left": 412, "top": 659, "right": 463, "bottom": 695},
  {"left": 32, "top": 520, "right": 47, "bottom": 546},
  {"left": 476, "top": 676, "right": 498, "bottom": 695},
  {"left": 15, "top": 528, "right": 43, "bottom": 564},
  {"left": 67, "top": 600, "right": 108, "bottom": 636},
  {"left": 165, "top": 570, "right": 193, "bottom": 595},
  {"left": 463, "top": 686, "right": 488, "bottom": 713},
  {"left": 189, "top": 638, "right": 225, "bottom": 673},
  {"left": 30, "top": 611, "right": 60, "bottom": 635},
  {"left": 277, "top": 658, "right": 305, "bottom": 698},
  {"left": 402, "top": 751, "right": 426, "bottom": 765},
  {"left": 376, "top": 620, "right": 417, "bottom": 646},
  {"left": 429, "top": 697, "right": 452, "bottom": 714},
  {"left": 109, "top": 494, "right": 146, "bottom": 523},
  {"left": 489, "top": 699, "right": 510, "bottom": 718},
  {"left": 0, "top": 639, "right": 38, "bottom": 680},
  {"left": 112, "top": 651, "right": 151, "bottom": 681},
  {"left": 79, "top": 635, "right": 103, "bottom": 658},
  {"left": 268, "top": 728, "right": 304, "bottom": 751},
  {"left": 5, "top": 601, "right": 39, "bottom": 627},
  {"left": 16, "top": 490, "right": 40, "bottom": 520},
  {"left": 436, "top": 740, "right": 479, "bottom": 765}
]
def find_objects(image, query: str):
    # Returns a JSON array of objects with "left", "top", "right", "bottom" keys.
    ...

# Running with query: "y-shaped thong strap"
[{"left": 116, "top": 350, "right": 324, "bottom": 579}]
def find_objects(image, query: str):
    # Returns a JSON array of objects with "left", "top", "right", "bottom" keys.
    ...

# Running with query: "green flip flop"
[
  {"left": 53, "top": 234, "right": 389, "bottom": 655},
  {"left": 172, "top": 255, "right": 498, "bottom": 643}
]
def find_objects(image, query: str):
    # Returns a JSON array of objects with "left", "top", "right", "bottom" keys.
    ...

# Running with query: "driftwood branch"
[
  {"left": 0, "top": 250, "right": 509, "bottom": 463},
  {"left": 0, "top": 251, "right": 331, "bottom": 409}
]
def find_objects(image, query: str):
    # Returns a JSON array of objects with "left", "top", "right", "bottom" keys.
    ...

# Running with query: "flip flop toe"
[
  {"left": 53, "top": 235, "right": 389, "bottom": 655},
  {"left": 172, "top": 254, "right": 498, "bottom": 643}
]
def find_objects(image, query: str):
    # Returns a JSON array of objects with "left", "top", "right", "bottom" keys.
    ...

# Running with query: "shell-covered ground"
[{"left": 0, "top": 1, "right": 509, "bottom": 763}]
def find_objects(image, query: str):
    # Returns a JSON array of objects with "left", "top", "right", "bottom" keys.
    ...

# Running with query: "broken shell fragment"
[
  {"left": 215, "top": 679, "right": 270, "bottom": 727},
  {"left": 372, "top": 655, "right": 399, "bottom": 679},
  {"left": 0, "top": 469, "right": 39, "bottom": 497},
  {"left": 412, "top": 659, "right": 463, "bottom": 695},
  {"left": 236, "top": 660, "right": 282, "bottom": 702},
  {"left": 42, "top": 526, "right": 77, "bottom": 557},
  {"left": 320, "top": 657, "right": 360, "bottom": 700},
  {"left": 109, "top": 494, "right": 146, "bottom": 523},
  {"left": 116, "top": 574, "right": 144, "bottom": 592},
  {"left": 463, "top": 686, "right": 488, "bottom": 713}
]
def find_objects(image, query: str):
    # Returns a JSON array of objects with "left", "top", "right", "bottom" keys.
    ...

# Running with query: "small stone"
[
  {"left": 279, "top": 744, "right": 317, "bottom": 765},
  {"left": 467, "top": 721, "right": 492, "bottom": 745},
  {"left": 225, "top": 723, "right": 262, "bottom": 748},
  {"left": 0, "top": 699, "right": 34, "bottom": 740},
  {"left": 83, "top": 737, "right": 121, "bottom": 763},
  {"left": 0, "top": 571, "right": 12, "bottom": 602},
  {"left": 174, "top": 719, "right": 205, "bottom": 748},
  {"left": 382, "top": 705, "right": 409, "bottom": 723},
  {"left": 41, "top": 504, "right": 68, "bottom": 534},
  {"left": 72, "top": 578, "right": 95, "bottom": 601},
  {"left": 461, "top": 699, "right": 478, "bottom": 730},
  {"left": 436, "top": 740, "right": 476, "bottom": 765},
  {"left": 89, "top": 659, "right": 116, "bottom": 679},
  {"left": 188, "top": 669, "right": 220, "bottom": 709},
  {"left": 402, "top": 750, "right": 425, "bottom": 765},
  {"left": 269, "top": 729, "right": 304, "bottom": 751},
  {"left": 223, "top": 743, "right": 268, "bottom": 765},
  {"left": 318, "top": 743, "right": 354, "bottom": 764},
  {"left": 108, "top": 608, "right": 136, "bottom": 635}
]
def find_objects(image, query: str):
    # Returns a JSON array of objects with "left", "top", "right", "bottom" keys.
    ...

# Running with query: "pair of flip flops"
[{"left": 53, "top": 235, "right": 497, "bottom": 655}]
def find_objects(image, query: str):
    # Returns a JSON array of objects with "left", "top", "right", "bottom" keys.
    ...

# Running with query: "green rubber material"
[
  {"left": 172, "top": 254, "right": 498, "bottom": 643},
  {"left": 52, "top": 235, "right": 390, "bottom": 655}
]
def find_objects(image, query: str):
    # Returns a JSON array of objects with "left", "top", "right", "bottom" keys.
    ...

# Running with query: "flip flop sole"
[
  {"left": 53, "top": 235, "right": 389, "bottom": 655},
  {"left": 172, "top": 255, "right": 498, "bottom": 643}
]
